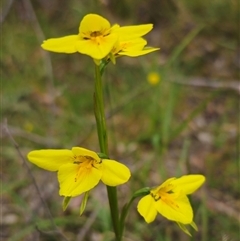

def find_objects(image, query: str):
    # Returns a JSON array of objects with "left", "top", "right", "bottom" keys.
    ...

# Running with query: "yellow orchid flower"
[
  {"left": 41, "top": 14, "right": 119, "bottom": 60},
  {"left": 41, "top": 14, "right": 159, "bottom": 61},
  {"left": 137, "top": 175, "right": 205, "bottom": 230},
  {"left": 27, "top": 147, "right": 131, "bottom": 197}
]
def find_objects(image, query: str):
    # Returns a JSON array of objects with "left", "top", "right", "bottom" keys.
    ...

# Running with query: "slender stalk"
[{"left": 93, "top": 64, "right": 121, "bottom": 241}]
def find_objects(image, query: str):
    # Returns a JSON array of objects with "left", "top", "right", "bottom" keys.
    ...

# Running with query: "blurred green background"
[{"left": 2, "top": 0, "right": 239, "bottom": 240}]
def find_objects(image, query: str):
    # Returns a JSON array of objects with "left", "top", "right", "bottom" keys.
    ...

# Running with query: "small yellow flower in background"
[
  {"left": 27, "top": 147, "right": 131, "bottom": 197},
  {"left": 41, "top": 13, "right": 159, "bottom": 61},
  {"left": 137, "top": 175, "right": 205, "bottom": 235},
  {"left": 147, "top": 71, "right": 160, "bottom": 85},
  {"left": 24, "top": 121, "right": 34, "bottom": 132}
]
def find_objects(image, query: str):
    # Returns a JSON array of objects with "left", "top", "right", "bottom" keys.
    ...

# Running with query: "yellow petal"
[
  {"left": 27, "top": 149, "right": 73, "bottom": 171},
  {"left": 79, "top": 14, "right": 111, "bottom": 37},
  {"left": 113, "top": 24, "right": 153, "bottom": 41},
  {"left": 118, "top": 47, "right": 159, "bottom": 57},
  {"left": 75, "top": 34, "right": 118, "bottom": 59},
  {"left": 154, "top": 193, "right": 193, "bottom": 224},
  {"left": 120, "top": 38, "right": 147, "bottom": 51},
  {"left": 41, "top": 35, "right": 79, "bottom": 53},
  {"left": 113, "top": 38, "right": 159, "bottom": 57},
  {"left": 101, "top": 160, "right": 131, "bottom": 186},
  {"left": 137, "top": 195, "right": 157, "bottom": 223},
  {"left": 172, "top": 175, "right": 206, "bottom": 195},
  {"left": 58, "top": 163, "right": 102, "bottom": 197},
  {"left": 71, "top": 147, "right": 99, "bottom": 161},
  {"left": 113, "top": 38, "right": 146, "bottom": 55}
]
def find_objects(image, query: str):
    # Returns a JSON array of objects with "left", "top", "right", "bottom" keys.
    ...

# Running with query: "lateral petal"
[
  {"left": 155, "top": 193, "right": 193, "bottom": 224},
  {"left": 118, "top": 47, "right": 160, "bottom": 57},
  {"left": 41, "top": 35, "right": 79, "bottom": 53},
  {"left": 27, "top": 149, "right": 73, "bottom": 171},
  {"left": 120, "top": 38, "right": 147, "bottom": 51},
  {"left": 137, "top": 195, "right": 157, "bottom": 223},
  {"left": 101, "top": 160, "right": 131, "bottom": 186},
  {"left": 58, "top": 163, "right": 102, "bottom": 197},
  {"left": 172, "top": 175, "right": 206, "bottom": 195},
  {"left": 113, "top": 24, "right": 153, "bottom": 41}
]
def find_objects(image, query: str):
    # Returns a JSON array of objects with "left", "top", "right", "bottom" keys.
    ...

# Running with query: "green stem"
[{"left": 93, "top": 64, "right": 121, "bottom": 241}]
